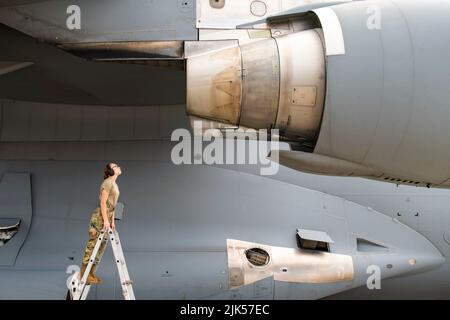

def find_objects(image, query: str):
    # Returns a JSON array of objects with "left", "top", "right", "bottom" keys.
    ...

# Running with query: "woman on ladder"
[{"left": 80, "top": 162, "right": 121, "bottom": 284}]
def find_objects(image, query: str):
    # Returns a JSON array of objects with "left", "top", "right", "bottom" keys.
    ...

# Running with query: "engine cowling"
[{"left": 186, "top": 28, "right": 326, "bottom": 152}]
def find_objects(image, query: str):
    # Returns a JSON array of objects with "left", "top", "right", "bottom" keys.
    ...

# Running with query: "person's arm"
[
  {"left": 111, "top": 211, "right": 115, "bottom": 230},
  {"left": 100, "top": 189, "right": 111, "bottom": 231}
]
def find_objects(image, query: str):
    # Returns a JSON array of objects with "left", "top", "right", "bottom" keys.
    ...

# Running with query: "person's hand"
[
  {"left": 102, "top": 220, "right": 111, "bottom": 232},
  {"left": 111, "top": 222, "right": 116, "bottom": 231}
]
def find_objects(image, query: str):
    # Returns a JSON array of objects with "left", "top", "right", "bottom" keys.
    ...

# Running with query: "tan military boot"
[
  {"left": 79, "top": 263, "right": 100, "bottom": 284},
  {"left": 89, "top": 264, "right": 102, "bottom": 284}
]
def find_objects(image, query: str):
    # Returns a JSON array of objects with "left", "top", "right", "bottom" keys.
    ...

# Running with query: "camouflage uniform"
[{"left": 82, "top": 177, "right": 120, "bottom": 265}]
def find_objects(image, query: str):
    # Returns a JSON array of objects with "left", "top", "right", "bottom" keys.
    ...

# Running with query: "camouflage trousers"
[{"left": 81, "top": 208, "right": 114, "bottom": 266}]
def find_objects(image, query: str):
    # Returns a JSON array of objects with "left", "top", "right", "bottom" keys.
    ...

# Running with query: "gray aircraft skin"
[
  {"left": 0, "top": 0, "right": 450, "bottom": 300},
  {"left": 0, "top": 102, "right": 448, "bottom": 300}
]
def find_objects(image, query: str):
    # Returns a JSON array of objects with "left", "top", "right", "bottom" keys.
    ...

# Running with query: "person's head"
[{"left": 103, "top": 162, "right": 122, "bottom": 179}]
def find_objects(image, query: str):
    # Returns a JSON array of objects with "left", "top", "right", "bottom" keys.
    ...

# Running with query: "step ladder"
[{"left": 68, "top": 229, "right": 135, "bottom": 300}]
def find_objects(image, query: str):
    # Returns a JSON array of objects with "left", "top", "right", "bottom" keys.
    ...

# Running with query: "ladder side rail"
[
  {"left": 112, "top": 231, "right": 133, "bottom": 285},
  {"left": 108, "top": 230, "right": 135, "bottom": 300},
  {"left": 112, "top": 230, "right": 135, "bottom": 299}
]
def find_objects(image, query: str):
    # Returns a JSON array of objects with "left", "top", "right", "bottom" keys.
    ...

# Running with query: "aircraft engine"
[
  {"left": 186, "top": 0, "right": 450, "bottom": 188},
  {"left": 186, "top": 28, "right": 326, "bottom": 152}
]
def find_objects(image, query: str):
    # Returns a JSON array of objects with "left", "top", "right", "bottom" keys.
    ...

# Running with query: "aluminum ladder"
[{"left": 68, "top": 229, "right": 135, "bottom": 300}]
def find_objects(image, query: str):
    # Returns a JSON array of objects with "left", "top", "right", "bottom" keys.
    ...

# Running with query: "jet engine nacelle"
[
  {"left": 186, "top": 27, "right": 326, "bottom": 151},
  {"left": 186, "top": 0, "right": 450, "bottom": 188}
]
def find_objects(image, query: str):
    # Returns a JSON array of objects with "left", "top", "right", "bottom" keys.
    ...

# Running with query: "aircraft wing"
[
  {"left": 0, "top": 24, "right": 186, "bottom": 105},
  {"left": 0, "top": 0, "right": 46, "bottom": 7}
]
